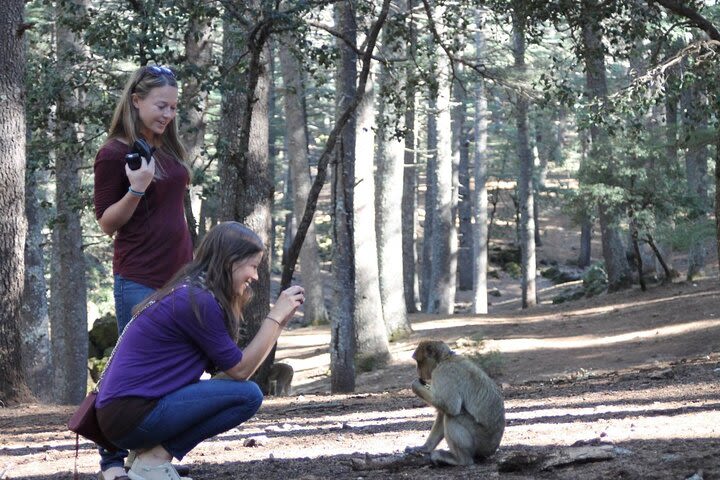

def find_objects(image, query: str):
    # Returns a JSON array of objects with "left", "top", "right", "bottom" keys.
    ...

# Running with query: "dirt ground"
[
  {"left": 2, "top": 198, "right": 720, "bottom": 480},
  {"left": 2, "top": 275, "right": 719, "bottom": 480}
]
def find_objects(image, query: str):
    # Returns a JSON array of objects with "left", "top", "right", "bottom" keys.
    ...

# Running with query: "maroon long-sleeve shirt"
[{"left": 93, "top": 139, "right": 192, "bottom": 289}]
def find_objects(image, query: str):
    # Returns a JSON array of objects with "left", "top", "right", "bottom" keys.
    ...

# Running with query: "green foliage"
[
  {"left": 504, "top": 261, "right": 521, "bottom": 278},
  {"left": 582, "top": 262, "right": 608, "bottom": 296},
  {"left": 655, "top": 217, "right": 716, "bottom": 251},
  {"left": 455, "top": 335, "right": 504, "bottom": 378},
  {"left": 88, "top": 356, "right": 108, "bottom": 383}
]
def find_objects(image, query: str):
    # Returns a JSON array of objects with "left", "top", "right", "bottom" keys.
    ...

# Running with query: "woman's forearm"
[
  {"left": 225, "top": 317, "right": 282, "bottom": 380},
  {"left": 98, "top": 192, "right": 143, "bottom": 235}
]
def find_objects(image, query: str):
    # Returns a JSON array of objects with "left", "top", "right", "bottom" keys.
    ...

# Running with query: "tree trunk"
[
  {"left": 680, "top": 77, "right": 709, "bottom": 280},
  {"left": 52, "top": 0, "right": 89, "bottom": 404},
  {"left": 278, "top": 31, "right": 329, "bottom": 326},
  {"left": 421, "top": 97, "right": 437, "bottom": 312},
  {"left": 401, "top": 0, "right": 420, "bottom": 314},
  {"left": 218, "top": 4, "right": 274, "bottom": 385},
  {"left": 580, "top": 0, "right": 631, "bottom": 291},
  {"left": 21, "top": 162, "right": 53, "bottom": 401},
  {"left": 532, "top": 125, "right": 545, "bottom": 247},
  {"left": 243, "top": 40, "right": 274, "bottom": 384},
  {"left": 427, "top": 6, "right": 457, "bottom": 315},
  {"left": 330, "top": 0, "right": 359, "bottom": 392},
  {"left": 179, "top": 1, "right": 212, "bottom": 245},
  {"left": 513, "top": 6, "right": 537, "bottom": 308},
  {"left": 275, "top": 0, "right": 394, "bottom": 387},
  {"left": 376, "top": 14, "right": 411, "bottom": 340},
  {"left": 353, "top": 21, "right": 390, "bottom": 370},
  {"left": 579, "top": 219, "right": 593, "bottom": 268},
  {"left": 658, "top": 77, "right": 679, "bottom": 277},
  {"left": 0, "top": 0, "right": 32, "bottom": 405},
  {"left": 472, "top": 9, "right": 489, "bottom": 315},
  {"left": 577, "top": 131, "right": 592, "bottom": 269},
  {"left": 455, "top": 69, "right": 473, "bottom": 292}
]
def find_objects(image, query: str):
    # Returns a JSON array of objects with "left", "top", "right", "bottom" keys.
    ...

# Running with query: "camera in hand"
[{"left": 125, "top": 138, "right": 156, "bottom": 170}]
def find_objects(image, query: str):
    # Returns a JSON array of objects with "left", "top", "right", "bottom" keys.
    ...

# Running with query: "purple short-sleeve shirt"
[{"left": 96, "top": 285, "right": 243, "bottom": 408}]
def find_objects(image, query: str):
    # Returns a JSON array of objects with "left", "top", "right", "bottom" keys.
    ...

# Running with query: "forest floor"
[{"left": 2, "top": 203, "right": 720, "bottom": 480}]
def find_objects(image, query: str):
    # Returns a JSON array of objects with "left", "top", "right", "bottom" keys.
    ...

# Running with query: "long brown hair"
[
  {"left": 104, "top": 65, "right": 191, "bottom": 180},
  {"left": 135, "top": 222, "right": 264, "bottom": 340}
]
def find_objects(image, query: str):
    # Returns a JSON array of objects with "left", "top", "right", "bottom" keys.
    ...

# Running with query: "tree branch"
[
  {"left": 280, "top": 0, "right": 392, "bottom": 290},
  {"left": 648, "top": 0, "right": 720, "bottom": 41}
]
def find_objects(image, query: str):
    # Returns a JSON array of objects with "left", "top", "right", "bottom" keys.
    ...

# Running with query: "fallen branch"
[{"left": 351, "top": 452, "right": 432, "bottom": 471}]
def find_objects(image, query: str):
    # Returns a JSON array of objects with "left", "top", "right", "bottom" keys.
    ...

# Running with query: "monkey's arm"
[
  {"left": 421, "top": 411, "right": 445, "bottom": 451},
  {"left": 406, "top": 410, "right": 444, "bottom": 454},
  {"left": 411, "top": 378, "right": 436, "bottom": 406}
]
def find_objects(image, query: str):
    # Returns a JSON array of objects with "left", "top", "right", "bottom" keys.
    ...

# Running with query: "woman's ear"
[{"left": 131, "top": 93, "right": 140, "bottom": 109}]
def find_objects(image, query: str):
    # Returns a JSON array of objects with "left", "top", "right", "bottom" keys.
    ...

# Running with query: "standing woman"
[{"left": 93, "top": 65, "right": 193, "bottom": 480}]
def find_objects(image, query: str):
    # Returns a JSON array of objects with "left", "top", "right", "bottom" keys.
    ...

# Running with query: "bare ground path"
[{"left": 2, "top": 278, "right": 720, "bottom": 480}]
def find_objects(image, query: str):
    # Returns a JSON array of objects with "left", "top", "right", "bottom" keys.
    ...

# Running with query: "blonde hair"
[{"left": 105, "top": 65, "right": 191, "bottom": 180}]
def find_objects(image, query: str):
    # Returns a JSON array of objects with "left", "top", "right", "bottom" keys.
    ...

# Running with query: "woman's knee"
[{"left": 244, "top": 381, "right": 264, "bottom": 414}]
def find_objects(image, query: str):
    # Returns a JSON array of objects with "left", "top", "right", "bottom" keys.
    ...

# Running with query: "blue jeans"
[
  {"left": 100, "top": 275, "right": 156, "bottom": 472},
  {"left": 113, "top": 379, "right": 263, "bottom": 461},
  {"left": 113, "top": 274, "right": 155, "bottom": 334}
]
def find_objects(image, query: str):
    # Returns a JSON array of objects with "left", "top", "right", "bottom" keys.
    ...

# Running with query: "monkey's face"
[{"left": 412, "top": 341, "right": 443, "bottom": 383}]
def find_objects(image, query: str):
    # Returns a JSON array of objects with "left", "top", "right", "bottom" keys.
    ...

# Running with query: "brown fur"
[
  {"left": 212, "top": 362, "right": 293, "bottom": 396},
  {"left": 267, "top": 362, "right": 294, "bottom": 396},
  {"left": 408, "top": 340, "right": 505, "bottom": 465}
]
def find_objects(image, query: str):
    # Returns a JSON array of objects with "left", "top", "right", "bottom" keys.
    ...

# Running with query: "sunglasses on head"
[
  {"left": 132, "top": 65, "right": 176, "bottom": 92},
  {"left": 145, "top": 65, "right": 175, "bottom": 78}
]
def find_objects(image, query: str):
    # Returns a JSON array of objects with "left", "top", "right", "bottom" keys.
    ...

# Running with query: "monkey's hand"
[
  {"left": 404, "top": 444, "right": 432, "bottom": 456},
  {"left": 411, "top": 378, "right": 432, "bottom": 403}
]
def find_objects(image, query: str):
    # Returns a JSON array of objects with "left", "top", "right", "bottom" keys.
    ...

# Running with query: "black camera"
[{"left": 125, "top": 138, "right": 156, "bottom": 170}]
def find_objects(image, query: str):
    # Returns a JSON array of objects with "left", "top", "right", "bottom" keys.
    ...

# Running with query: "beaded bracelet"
[{"left": 128, "top": 187, "right": 145, "bottom": 197}]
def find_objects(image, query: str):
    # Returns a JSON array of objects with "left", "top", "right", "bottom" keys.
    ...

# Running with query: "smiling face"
[
  {"left": 132, "top": 85, "right": 178, "bottom": 141},
  {"left": 232, "top": 252, "right": 263, "bottom": 297}
]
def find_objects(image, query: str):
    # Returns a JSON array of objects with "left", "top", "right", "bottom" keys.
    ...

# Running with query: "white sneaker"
[
  {"left": 124, "top": 450, "right": 137, "bottom": 470},
  {"left": 127, "top": 458, "right": 193, "bottom": 480}
]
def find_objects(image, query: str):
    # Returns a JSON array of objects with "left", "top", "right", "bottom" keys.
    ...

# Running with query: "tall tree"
[
  {"left": 401, "top": 0, "right": 420, "bottom": 313},
  {"left": 278, "top": 30, "right": 329, "bottom": 326},
  {"left": 646, "top": 0, "right": 720, "bottom": 272},
  {"left": 455, "top": 70, "right": 474, "bottom": 292},
  {"left": 51, "top": 0, "right": 89, "bottom": 403},
  {"left": 217, "top": 4, "right": 274, "bottom": 385},
  {"left": 512, "top": 3, "right": 537, "bottom": 308},
  {"left": 331, "top": 0, "right": 359, "bottom": 392},
  {"left": 0, "top": 0, "right": 33, "bottom": 405},
  {"left": 579, "top": 0, "right": 632, "bottom": 291},
  {"left": 472, "top": 8, "right": 490, "bottom": 314},
  {"left": 427, "top": 2, "right": 457, "bottom": 314},
  {"left": 277, "top": 0, "right": 392, "bottom": 391},
  {"left": 354, "top": 62, "right": 391, "bottom": 366},
  {"left": 420, "top": 96, "right": 437, "bottom": 312},
  {"left": 680, "top": 73, "right": 709, "bottom": 280},
  {"left": 21, "top": 162, "right": 53, "bottom": 401},
  {"left": 179, "top": 1, "right": 214, "bottom": 245},
  {"left": 376, "top": 10, "right": 411, "bottom": 339}
]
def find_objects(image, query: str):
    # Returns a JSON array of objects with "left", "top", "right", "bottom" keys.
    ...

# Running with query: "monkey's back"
[{"left": 433, "top": 356, "right": 505, "bottom": 439}]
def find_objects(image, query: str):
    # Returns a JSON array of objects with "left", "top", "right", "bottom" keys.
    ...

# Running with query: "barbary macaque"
[
  {"left": 212, "top": 363, "right": 293, "bottom": 396},
  {"left": 407, "top": 340, "right": 505, "bottom": 465},
  {"left": 266, "top": 362, "right": 294, "bottom": 396}
]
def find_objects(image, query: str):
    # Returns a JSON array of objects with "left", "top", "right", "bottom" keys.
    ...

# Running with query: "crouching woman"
[{"left": 95, "top": 222, "right": 305, "bottom": 480}]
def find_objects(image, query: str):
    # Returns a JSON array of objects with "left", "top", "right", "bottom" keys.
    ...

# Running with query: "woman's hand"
[
  {"left": 269, "top": 285, "right": 305, "bottom": 326},
  {"left": 125, "top": 155, "right": 156, "bottom": 193},
  {"left": 225, "top": 285, "right": 305, "bottom": 380}
]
